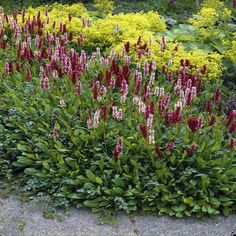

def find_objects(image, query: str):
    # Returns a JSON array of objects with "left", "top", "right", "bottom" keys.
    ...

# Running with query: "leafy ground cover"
[{"left": 0, "top": 0, "right": 235, "bottom": 218}]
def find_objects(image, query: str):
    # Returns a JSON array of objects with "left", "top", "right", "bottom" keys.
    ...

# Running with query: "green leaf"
[
  {"left": 17, "top": 144, "right": 30, "bottom": 152},
  {"left": 65, "top": 157, "right": 78, "bottom": 170},
  {"left": 192, "top": 205, "right": 201, "bottom": 212},
  {"left": 60, "top": 118, "right": 76, "bottom": 144},
  {"left": 223, "top": 207, "right": 230, "bottom": 216},
  {"left": 175, "top": 212, "right": 184, "bottom": 218},
  {"left": 199, "top": 142, "right": 206, "bottom": 152},
  {"left": 112, "top": 177, "right": 125, "bottom": 188},
  {"left": 196, "top": 157, "right": 206, "bottom": 169},
  {"left": 42, "top": 161, "right": 50, "bottom": 170},
  {"left": 113, "top": 187, "right": 125, "bottom": 195},
  {"left": 84, "top": 200, "right": 99, "bottom": 208},
  {"left": 86, "top": 170, "right": 97, "bottom": 182},
  {"left": 201, "top": 175, "right": 210, "bottom": 189},
  {"left": 181, "top": 150, "right": 187, "bottom": 159},
  {"left": 183, "top": 197, "right": 193, "bottom": 205},
  {"left": 13, "top": 156, "right": 35, "bottom": 167},
  {"left": 184, "top": 211, "right": 191, "bottom": 217},
  {"left": 24, "top": 168, "right": 39, "bottom": 175},
  {"left": 95, "top": 177, "right": 103, "bottom": 185},
  {"left": 35, "top": 142, "right": 48, "bottom": 151},
  {"left": 207, "top": 206, "right": 215, "bottom": 215}
]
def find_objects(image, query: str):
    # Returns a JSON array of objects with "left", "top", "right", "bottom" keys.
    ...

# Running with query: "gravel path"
[{"left": 0, "top": 197, "right": 235, "bottom": 236}]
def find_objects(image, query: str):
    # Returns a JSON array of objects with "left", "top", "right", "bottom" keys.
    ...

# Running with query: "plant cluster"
[
  {"left": 8, "top": 2, "right": 226, "bottom": 80},
  {"left": 0, "top": 5, "right": 235, "bottom": 218}
]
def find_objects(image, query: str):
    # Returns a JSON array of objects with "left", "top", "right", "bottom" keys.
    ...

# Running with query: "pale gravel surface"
[{"left": 0, "top": 196, "right": 235, "bottom": 236}]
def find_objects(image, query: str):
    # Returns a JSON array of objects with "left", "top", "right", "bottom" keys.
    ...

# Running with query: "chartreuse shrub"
[
  {"left": 189, "top": 0, "right": 232, "bottom": 40},
  {"left": 0, "top": 8, "right": 236, "bottom": 218},
  {"left": 18, "top": 5, "right": 166, "bottom": 50},
  {"left": 187, "top": 0, "right": 235, "bottom": 58},
  {"left": 18, "top": 3, "right": 90, "bottom": 35},
  {"left": 81, "top": 11, "right": 166, "bottom": 48},
  {"left": 225, "top": 33, "right": 236, "bottom": 64}
]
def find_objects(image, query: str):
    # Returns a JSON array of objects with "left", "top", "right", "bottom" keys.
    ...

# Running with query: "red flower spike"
[
  {"left": 185, "top": 59, "right": 190, "bottom": 67},
  {"left": 188, "top": 144, "right": 196, "bottom": 156},
  {"left": 214, "top": 89, "right": 221, "bottom": 104},
  {"left": 155, "top": 147, "right": 164, "bottom": 158},
  {"left": 124, "top": 42, "right": 130, "bottom": 54},
  {"left": 145, "top": 106, "right": 151, "bottom": 119},
  {"left": 5, "top": 13, "right": 9, "bottom": 24},
  {"left": 174, "top": 44, "right": 179, "bottom": 52},
  {"left": 209, "top": 116, "right": 216, "bottom": 126},
  {"left": 187, "top": 115, "right": 203, "bottom": 132},
  {"left": 134, "top": 78, "right": 141, "bottom": 94},
  {"left": 185, "top": 89, "right": 192, "bottom": 106},
  {"left": 229, "top": 122, "right": 236, "bottom": 133},
  {"left": 37, "top": 11, "right": 40, "bottom": 20},
  {"left": 165, "top": 108, "right": 182, "bottom": 124},
  {"left": 150, "top": 101, "right": 155, "bottom": 114},
  {"left": 201, "top": 65, "right": 207, "bottom": 74},
  {"left": 196, "top": 79, "right": 202, "bottom": 94},
  {"left": 167, "top": 71, "right": 172, "bottom": 82},
  {"left": 229, "top": 138, "right": 235, "bottom": 150},
  {"left": 105, "top": 70, "right": 112, "bottom": 86},
  {"left": 162, "top": 65, "right": 166, "bottom": 74},
  {"left": 68, "top": 32, "right": 73, "bottom": 41},
  {"left": 226, "top": 110, "right": 236, "bottom": 128},
  {"left": 139, "top": 124, "right": 148, "bottom": 139},
  {"left": 25, "top": 68, "right": 32, "bottom": 81},
  {"left": 68, "top": 14, "right": 72, "bottom": 22},
  {"left": 166, "top": 141, "right": 174, "bottom": 150},
  {"left": 101, "top": 106, "right": 107, "bottom": 120},
  {"left": 137, "top": 36, "right": 142, "bottom": 45},
  {"left": 63, "top": 24, "right": 67, "bottom": 34},
  {"left": 93, "top": 81, "right": 99, "bottom": 100},
  {"left": 206, "top": 100, "right": 212, "bottom": 113}
]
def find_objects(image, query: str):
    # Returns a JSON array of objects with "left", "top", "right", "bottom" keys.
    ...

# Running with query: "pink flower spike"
[
  {"left": 76, "top": 81, "right": 82, "bottom": 95},
  {"left": 93, "top": 110, "right": 100, "bottom": 128},
  {"left": 113, "top": 138, "right": 123, "bottom": 162},
  {"left": 53, "top": 128, "right": 59, "bottom": 141},
  {"left": 166, "top": 141, "right": 174, "bottom": 150},
  {"left": 160, "top": 35, "right": 166, "bottom": 52}
]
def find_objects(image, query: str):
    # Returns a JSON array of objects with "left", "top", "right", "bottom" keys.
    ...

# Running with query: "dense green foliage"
[{"left": 0, "top": 0, "right": 235, "bottom": 218}]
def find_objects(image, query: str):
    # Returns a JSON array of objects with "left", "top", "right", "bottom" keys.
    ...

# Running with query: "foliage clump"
[{"left": 0, "top": 1, "right": 235, "bottom": 218}]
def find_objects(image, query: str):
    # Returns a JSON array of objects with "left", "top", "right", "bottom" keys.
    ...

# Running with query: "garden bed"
[{"left": 0, "top": 0, "right": 235, "bottom": 218}]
